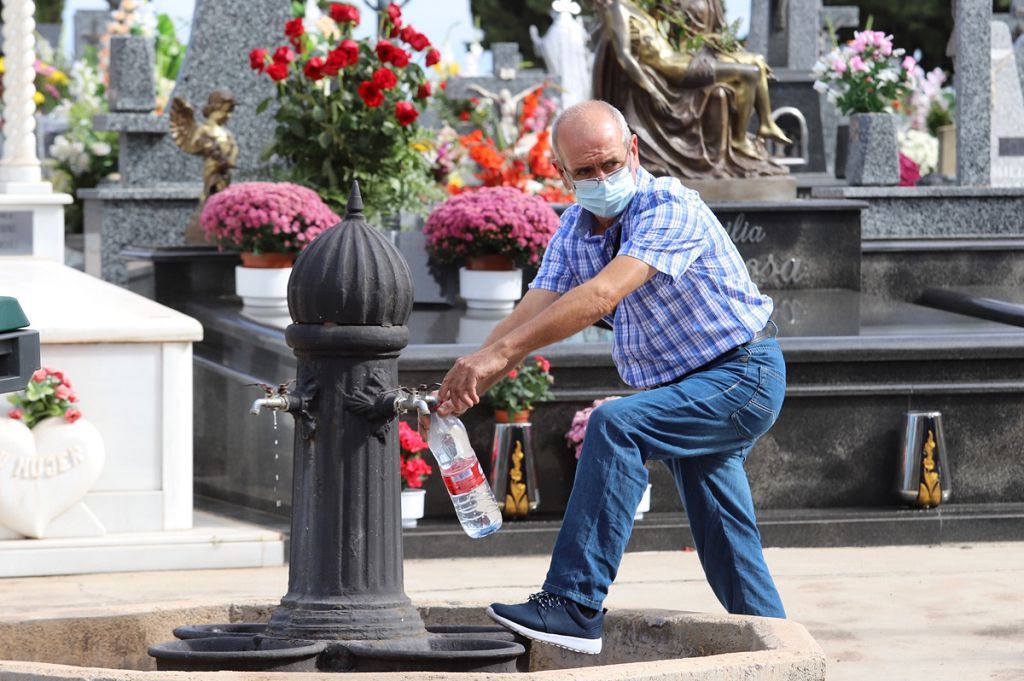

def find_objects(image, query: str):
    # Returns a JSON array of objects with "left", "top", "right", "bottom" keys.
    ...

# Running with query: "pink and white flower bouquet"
[
  {"left": 7, "top": 367, "right": 81, "bottom": 429},
  {"left": 812, "top": 29, "right": 914, "bottom": 115},
  {"left": 200, "top": 181, "right": 339, "bottom": 256}
]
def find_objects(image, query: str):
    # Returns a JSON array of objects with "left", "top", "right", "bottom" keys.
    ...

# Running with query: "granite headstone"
[
  {"left": 73, "top": 10, "right": 111, "bottom": 61},
  {"left": 107, "top": 36, "right": 156, "bottom": 113},
  {"left": 955, "top": 0, "right": 993, "bottom": 186},
  {"left": 990, "top": 22, "right": 1024, "bottom": 186}
]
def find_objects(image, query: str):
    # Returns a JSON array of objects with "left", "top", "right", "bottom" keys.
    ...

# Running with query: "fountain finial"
[{"left": 346, "top": 181, "right": 363, "bottom": 216}]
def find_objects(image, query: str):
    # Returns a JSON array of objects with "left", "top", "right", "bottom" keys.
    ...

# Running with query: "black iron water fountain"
[{"left": 148, "top": 183, "right": 526, "bottom": 673}]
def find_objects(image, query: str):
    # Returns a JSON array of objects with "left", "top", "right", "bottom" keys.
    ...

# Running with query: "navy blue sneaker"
[{"left": 486, "top": 591, "right": 604, "bottom": 655}]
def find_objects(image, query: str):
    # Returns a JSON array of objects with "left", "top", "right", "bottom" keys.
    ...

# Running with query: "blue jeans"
[{"left": 543, "top": 337, "right": 787, "bottom": 618}]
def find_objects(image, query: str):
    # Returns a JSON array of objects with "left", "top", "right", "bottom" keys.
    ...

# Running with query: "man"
[{"left": 436, "top": 100, "right": 787, "bottom": 656}]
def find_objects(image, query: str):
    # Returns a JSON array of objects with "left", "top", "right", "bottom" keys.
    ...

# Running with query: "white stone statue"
[
  {"left": 467, "top": 83, "right": 535, "bottom": 148},
  {"left": 529, "top": 0, "right": 592, "bottom": 108}
]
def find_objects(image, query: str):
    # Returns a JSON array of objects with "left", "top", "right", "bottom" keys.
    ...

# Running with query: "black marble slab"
[{"left": 188, "top": 290, "right": 1024, "bottom": 525}]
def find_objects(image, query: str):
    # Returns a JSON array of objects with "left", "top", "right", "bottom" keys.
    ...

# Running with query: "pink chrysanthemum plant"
[
  {"left": 565, "top": 396, "right": 622, "bottom": 459},
  {"left": 199, "top": 181, "right": 340, "bottom": 266},
  {"left": 7, "top": 367, "right": 82, "bottom": 429},
  {"left": 398, "top": 421, "right": 433, "bottom": 489},
  {"left": 422, "top": 186, "right": 559, "bottom": 271}
]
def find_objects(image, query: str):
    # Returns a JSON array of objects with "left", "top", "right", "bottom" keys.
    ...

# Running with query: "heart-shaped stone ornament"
[{"left": 0, "top": 416, "right": 106, "bottom": 538}]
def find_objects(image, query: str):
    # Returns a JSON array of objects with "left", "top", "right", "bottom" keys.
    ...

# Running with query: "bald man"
[{"left": 436, "top": 100, "right": 786, "bottom": 655}]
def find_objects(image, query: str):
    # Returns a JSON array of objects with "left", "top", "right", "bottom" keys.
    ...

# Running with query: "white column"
[{"left": 0, "top": 0, "right": 45, "bottom": 189}]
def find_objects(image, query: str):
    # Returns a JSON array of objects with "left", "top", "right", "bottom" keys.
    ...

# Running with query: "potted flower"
[
  {"left": 564, "top": 395, "right": 652, "bottom": 519},
  {"left": 813, "top": 28, "right": 914, "bottom": 185},
  {"left": 1, "top": 367, "right": 105, "bottom": 538},
  {"left": 200, "top": 181, "right": 339, "bottom": 312},
  {"left": 422, "top": 187, "right": 559, "bottom": 310},
  {"left": 249, "top": 2, "right": 442, "bottom": 221},
  {"left": 488, "top": 355, "right": 554, "bottom": 423},
  {"left": 398, "top": 421, "right": 433, "bottom": 527}
]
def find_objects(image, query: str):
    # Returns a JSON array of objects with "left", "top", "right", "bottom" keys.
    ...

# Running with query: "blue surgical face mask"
[{"left": 572, "top": 162, "right": 637, "bottom": 219}]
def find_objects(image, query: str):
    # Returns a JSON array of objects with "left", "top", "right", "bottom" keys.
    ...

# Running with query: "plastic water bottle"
[{"left": 425, "top": 412, "right": 502, "bottom": 538}]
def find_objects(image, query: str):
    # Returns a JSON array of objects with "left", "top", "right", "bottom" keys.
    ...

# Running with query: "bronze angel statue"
[{"left": 169, "top": 89, "right": 239, "bottom": 203}]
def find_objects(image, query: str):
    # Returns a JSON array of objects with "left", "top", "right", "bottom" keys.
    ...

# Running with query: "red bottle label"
[{"left": 442, "top": 460, "right": 486, "bottom": 496}]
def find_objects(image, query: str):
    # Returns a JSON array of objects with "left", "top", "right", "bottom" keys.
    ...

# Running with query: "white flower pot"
[
  {"left": 235, "top": 265, "right": 291, "bottom": 313},
  {"left": 458, "top": 267, "right": 523, "bottom": 311},
  {"left": 634, "top": 483, "right": 652, "bottom": 521},
  {"left": 401, "top": 488, "right": 426, "bottom": 528},
  {"left": 0, "top": 415, "right": 106, "bottom": 538}
]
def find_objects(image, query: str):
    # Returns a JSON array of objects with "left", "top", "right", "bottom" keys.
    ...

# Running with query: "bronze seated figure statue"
[{"left": 593, "top": 0, "right": 791, "bottom": 179}]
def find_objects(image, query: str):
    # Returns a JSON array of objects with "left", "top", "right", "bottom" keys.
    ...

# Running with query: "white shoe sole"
[{"left": 486, "top": 606, "right": 602, "bottom": 655}]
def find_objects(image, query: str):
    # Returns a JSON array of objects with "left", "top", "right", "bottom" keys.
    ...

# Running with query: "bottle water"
[{"left": 425, "top": 412, "right": 502, "bottom": 538}]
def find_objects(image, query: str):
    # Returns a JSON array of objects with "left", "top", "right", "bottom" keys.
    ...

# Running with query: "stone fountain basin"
[{"left": 0, "top": 603, "right": 826, "bottom": 680}]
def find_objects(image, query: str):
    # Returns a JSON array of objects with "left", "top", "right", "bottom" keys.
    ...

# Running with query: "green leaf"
[{"left": 256, "top": 98, "right": 271, "bottom": 115}]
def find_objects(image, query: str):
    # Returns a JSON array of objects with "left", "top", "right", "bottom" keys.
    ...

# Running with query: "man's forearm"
[{"left": 490, "top": 284, "right": 614, "bottom": 365}]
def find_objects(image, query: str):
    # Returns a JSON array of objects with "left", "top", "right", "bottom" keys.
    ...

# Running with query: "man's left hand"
[{"left": 437, "top": 347, "right": 510, "bottom": 416}]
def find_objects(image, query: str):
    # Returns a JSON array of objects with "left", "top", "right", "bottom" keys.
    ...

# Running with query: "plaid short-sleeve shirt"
[{"left": 529, "top": 168, "right": 773, "bottom": 388}]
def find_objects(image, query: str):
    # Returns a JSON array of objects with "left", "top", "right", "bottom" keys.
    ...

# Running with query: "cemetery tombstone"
[
  {"left": 73, "top": 10, "right": 111, "bottom": 61},
  {"left": 954, "top": 0, "right": 993, "bottom": 186},
  {"left": 991, "top": 21, "right": 1024, "bottom": 186}
]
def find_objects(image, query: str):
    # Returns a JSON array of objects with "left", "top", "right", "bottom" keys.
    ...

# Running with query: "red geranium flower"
[
  {"left": 425, "top": 48, "right": 440, "bottom": 67},
  {"left": 329, "top": 3, "right": 360, "bottom": 25},
  {"left": 266, "top": 61, "right": 289, "bottom": 81},
  {"left": 416, "top": 82, "right": 432, "bottom": 99},
  {"left": 398, "top": 421, "right": 427, "bottom": 453},
  {"left": 358, "top": 80, "right": 384, "bottom": 108},
  {"left": 373, "top": 66, "right": 398, "bottom": 90},
  {"left": 272, "top": 46, "right": 295, "bottom": 64},
  {"left": 304, "top": 56, "right": 325, "bottom": 80},
  {"left": 249, "top": 47, "right": 267, "bottom": 72},
  {"left": 395, "top": 100, "right": 418, "bottom": 126},
  {"left": 535, "top": 355, "right": 551, "bottom": 372},
  {"left": 507, "top": 369, "right": 518, "bottom": 380}
]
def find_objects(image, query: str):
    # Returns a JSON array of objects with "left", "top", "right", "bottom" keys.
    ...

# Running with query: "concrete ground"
[{"left": 2, "top": 542, "right": 1023, "bottom": 680}]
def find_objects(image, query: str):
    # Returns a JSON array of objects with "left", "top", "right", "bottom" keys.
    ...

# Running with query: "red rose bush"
[{"left": 250, "top": 3, "right": 440, "bottom": 219}]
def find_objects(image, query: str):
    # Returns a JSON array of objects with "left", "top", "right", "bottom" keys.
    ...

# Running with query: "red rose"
[
  {"left": 390, "top": 48, "right": 410, "bottom": 68},
  {"left": 304, "top": 56, "right": 325, "bottom": 80},
  {"left": 358, "top": 80, "right": 384, "bottom": 107},
  {"left": 395, "top": 100, "right": 418, "bottom": 126},
  {"left": 8, "top": 408, "right": 22, "bottom": 420},
  {"left": 65, "top": 408, "right": 81, "bottom": 424},
  {"left": 272, "top": 46, "right": 295, "bottom": 63},
  {"left": 284, "top": 17, "right": 304, "bottom": 39},
  {"left": 425, "top": 48, "right": 440, "bottom": 67},
  {"left": 458, "top": 110, "right": 469, "bottom": 121},
  {"left": 248, "top": 47, "right": 268, "bottom": 72},
  {"left": 55, "top": 384, "right": 72, "bottom": 401},
  {"left": 415, "top": 82, "right": 431, "bottom": 99},
  {"left": 408, "top": 32, "right": 430, "bottom": 52},
  {"left": 399, "top": 25, "right": 416, "bottom": 43},
  {"left": 375, "top": 39, "right": 395, "bottom": 62},
  {"left": 337, "top": 39, "right": 358, "bottom": 65},
  {"left": 535, "top": 356, "right": 551, "bottom": 372},
  {"left": 373, "top": 66, "right": 398, "bottom": 90},
  {"left": 387, "top": 3, "right": 402, "bottom": 24},
  {"left": 266, "top": 61, "right": 289, "bottom": 81},
  {"left": 31, "top": 369, "right": 47, "bottom": 383},
  {"left": 507, "top": 369, "right": 518, "bottom": 380},
  {"left": 329, "top": 3, "right": 360, "bottom": 25}
]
